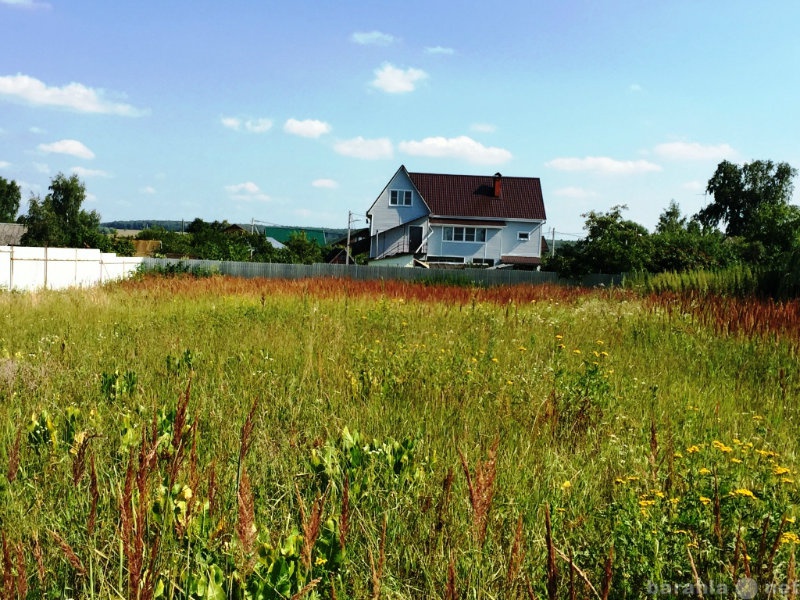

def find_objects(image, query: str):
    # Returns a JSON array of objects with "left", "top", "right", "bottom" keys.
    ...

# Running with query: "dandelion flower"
[
  {"left": 491, "top": 357, "right": 499, "bottom": 363},
  {"left": 698, "top": 468, "right": 712, "bottom": 475},
  {"left": 573, "top": 349, "right": 581, "bottom": 355},
  {"left": 561, "top": 480, "right": 572, "bottom": 491},
  {"left": 699, "top": 496, "right": 712, "bottom": 506},
  {"left": 780, "top": 532, "right": 800, "bottom": 545},
  {"left": 731, "top": 458, "right": 742, "bottom": 464},
  {"left": 686, "top": 445, "right": 701, "bottom": 454},
  {"left": 712, "top": 440, "right": 733, "bottom": 453},
  {"left": 555, "top": 334, "right": 563, "bottom": 340},
  {"left": 773, "top": 465, "right": 792, "bottom": 476},
  {"left": 782, "top": 478, "right": 795, "bottom": 484},
  {"left": 731, "top": 488, "right": 757, "bottom": 499}
]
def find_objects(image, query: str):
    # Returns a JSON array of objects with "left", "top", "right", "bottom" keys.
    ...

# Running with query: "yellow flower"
[
  {"left": 712, "top": 440, "right": 733, "bottom": 453},
  {"left": 639, "top": 499, "right": 656, "bottom": 508},
  {"left": 572, "top": 349, "right": 581, "bottom": 355},
  {"left": 518, "top": 346, "right": 527, "bottom": 352},
  {"left": 491, "top": 357, "right": 499, "bottom": 363},
  {"left": 731, "top": 488, "right": 756, "bottom": 499},
  {"left": 654, "top": 491, "right": 665, "bottom": 499},
  {"left": 669, "top": 497, "right": 680, "bottom": 506},
  {"left": 782, "top": 478, "right": 795, "bottom": 484},
  {"left": 699, "top": 496, "right": 712, "bottom": 506},
  {"left": 315, "top": 556, "right": 328, "bottom": 566},
  {"left": 674, "top": 452, "right": 683, "bottom": 459},
  {"left": 614, "top": 478, "right": 626, "bottom": 485},
  {"left": 555, "top": 334, "right": 563, "bottom": 340},
  {"left": 773, "top": 465, "right": 792, "bottom": 476},
  {"left": 698, "top": 468, "right": 711, "bottom": 475},
  {"left": 595, "top": 339, "right": 604, "bottom": 345},
  {"left": 557, "top": 344, "right": 566, "bottom": 349},
  {"left": 561, "top": 480, "right": 572, "bottom": 491},
  {"left": 780, "top": 532, "right": 800, "bottom": 545},
  {"left": 600, "top": 351, "right": 609, "bottom": 357},
  {"left": 731, "top": 458, "right": 742, "bottom": 464},
  {"left": 686, "top": 445, "right": 701, "bottom": 454}
]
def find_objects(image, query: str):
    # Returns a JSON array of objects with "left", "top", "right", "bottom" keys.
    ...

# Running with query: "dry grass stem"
[
  {"left": 507, "top": 514, "right": 525, "bottom": 588},
  {"left": 458, "top": 438, "right": 499, "bottom": 546},
  {"left": 545, "top": 504, "right": 558, "bottom": 600},
  {"left": 290, "top": 576, "right": 322, "bottom": 600},
  {"left": 297, "top": 485, "right": 329, "bottom": 571},
  {"left": 50, "top": 530, "right": 87, "bottom": 577},
  {"left": 687, "top": 545, "right": 705, "bottom": 599},
  {"left": 236, "top": 467, "right": 257, "bottom": 556},
  {"left": 6, "top": 425, "right": 21, "bottom": 483}
]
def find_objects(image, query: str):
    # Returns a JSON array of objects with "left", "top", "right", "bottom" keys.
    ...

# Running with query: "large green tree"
[
  {"left": 0, "top": 176, "right": 21, "bottom": 222},
  {"left": 20, "top": 173, "right": 107, "bottom": 248},
  {"left": 696, "top": 160, "right": 799, "bottom": 261}
]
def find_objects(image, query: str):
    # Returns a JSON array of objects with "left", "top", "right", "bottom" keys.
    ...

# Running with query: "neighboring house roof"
[
  {"left": 0, "top": 223, "right": 26, "bottom": 245},
  {"left": 406, "top": 167, "right": 546, "bottom": 221},
  {"left": 246, "top": 225, "right": 347, "bottom": 246}
]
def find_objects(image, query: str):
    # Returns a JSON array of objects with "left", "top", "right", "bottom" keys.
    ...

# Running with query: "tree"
[
  {"left": 282, "top": 231, "right": 323, "bottom": 264},
  {"left": 0, "top": 176, "right": 21, "bottom": 222},
  {"left": 20, "top": 173, "right": 106, "bottom": 248},
  {"left": 697, "top": 160, "right": 798, "bottom": 239}
]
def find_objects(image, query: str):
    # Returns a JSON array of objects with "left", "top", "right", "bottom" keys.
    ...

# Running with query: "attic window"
[
  {"left": 517, "top": 232, "right": 530, "bottom": 241},
  {"left": 390, "top": 190, "right": 412, "bottom": 206}
]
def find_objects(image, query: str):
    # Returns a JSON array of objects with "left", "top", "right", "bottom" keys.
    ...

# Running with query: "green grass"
[{"left": 0, "top": 277, "right": 798, "bottom": 599}]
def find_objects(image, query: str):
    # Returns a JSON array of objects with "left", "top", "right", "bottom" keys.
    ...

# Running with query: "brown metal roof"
[
  {"left": 501, "top": 255, "right": 542, "bottom": 265},
  {"left": 428, "top": 217, "right": 506, "bottom": 227},
  {"left": 408, "top": 170, "right": 546, "bottom": 221}
]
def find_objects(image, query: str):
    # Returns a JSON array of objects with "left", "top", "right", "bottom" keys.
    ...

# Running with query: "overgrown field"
[{"left": 1, "top": 276, "right": 800, "bottom": 599}]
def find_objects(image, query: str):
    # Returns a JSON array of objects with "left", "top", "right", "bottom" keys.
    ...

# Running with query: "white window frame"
[
  {"left": 517, "top": 231, "right": 530, "bottom": 241},
  {"left": 389, "top": 189, "right": 412, "bottom": 206},
  {"left": 442, "top": 226, "right": 487, "bottom": 243}
]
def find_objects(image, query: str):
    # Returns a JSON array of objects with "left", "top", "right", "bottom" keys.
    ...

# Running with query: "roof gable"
[{"left": 407, "top": 171, "right": 545, "bottom": 221}]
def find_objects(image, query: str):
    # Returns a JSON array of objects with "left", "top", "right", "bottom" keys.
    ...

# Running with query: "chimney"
[{"left": 493, "top": 172, "right": 502, "bottom": 198}]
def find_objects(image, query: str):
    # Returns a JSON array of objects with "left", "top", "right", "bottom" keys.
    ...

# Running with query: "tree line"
[
  {"left": 544, "top": 159, "right": 799, "bottom": 289},
  {"left": 0, "top": 172, "right": 326, "bottom": 263}
]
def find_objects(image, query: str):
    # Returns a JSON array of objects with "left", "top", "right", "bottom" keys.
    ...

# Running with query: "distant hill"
[{"left": 101, "top": 220, "right": 349, "bottom": 246}]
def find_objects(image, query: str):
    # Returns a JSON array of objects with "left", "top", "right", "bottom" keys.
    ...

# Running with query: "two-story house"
[{"left": 366, "top": 165, "right": 546, "bottom": 268}]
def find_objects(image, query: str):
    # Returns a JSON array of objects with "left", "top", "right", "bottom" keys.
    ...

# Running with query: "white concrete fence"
[{"left": 0, "top": 246, "right": 144, "bottom": 291}]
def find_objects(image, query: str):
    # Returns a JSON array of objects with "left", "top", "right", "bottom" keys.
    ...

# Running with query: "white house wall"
[
  {"left": 426, "top": 221, "right": 542, "bottom": 263},
  {"left": 369, "top": 169, "right": 429, "bottom": 247},
  {"left": 500, "top": 222, "right": 543, "bottom": 257}
]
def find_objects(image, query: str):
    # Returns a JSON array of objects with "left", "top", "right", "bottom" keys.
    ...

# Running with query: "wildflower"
[
  {"left": 593, "top": 350, "right": 600, "bottom": 358},
  {"left": 712, "top": 440, "right": 733, "bottom": 453},
  {"left": 182, "top": 486, "right": 193, "bottom": 501},
  {"left": 669, "top": 497, "right": 680, "bottom": 506},
  {"left": 465, "top": 370, "right": 473, "bottom": 375},
  {"left": 753, "top": 415, "right": 764, "bottom": 421},
  {"left": 699, "top": 496, "right": 712, "bottom": 506},
  {"left": 626, "top": 476, "right": 639, "bottom": 482},
  {"left": 731, "top": 458, "right": 742, "bottom": 464},
  {"left": 572, "top": 349, "right": 581, "bottom": 355},
  {"left": 595, "top": 339, "right": 604, "bottom": 345},
  {"left": 782, "top": 478, "right": 795, "bottom": 484},
  {"left": 733, "top": 438, "right": 742, "bottom": 445},
  {"left": 780, "top": 532, "right": 800, "bottom": 545},
  {"left": 787, "top": 517, "right": 797, "bottom": 524},
  {"left": 686, "top": 445, "right": 701, "bottom": 454},
  {"left": 557, "top": 344, "right": 566, "bottom": 350},
  {"left": 639, "top": 499, "right": 656, "bottom": 508},
  {"left": 600, "top": 351, "right": 609, "bottom": 357},
  {"left": 491, "top": 357, "right": 499, "bottom": 363},
  {"left": 555, "top": 334, "right": 563, "bottom": 340},
  {"left": 315, "top": 556, "right": 328, "bottom": 566},
  {"left": 773, "top": 465, "right": 792, "bottom": 476},
  {"left": 518, "top": 346, "right": 527, "bottom": 352},
  {"left": 506, "top": 380, "right": 513, "bottom": 386},
  {"left": 698, "top": 468, "right": 711, "bottom": 475},
  {"left": 561, "top": 480, "right": 572, "bottom": 491},
  {"left": 654, "top": 491, "right": 665, "bottom": 499},
  {"left": 674, "top": 452, "right": 683, "bottom": 459},
  {"left": 731, "top": 488, "right": 756, "bottom": 499},
  {"left": 614, "top": 478, "right": 626, "bottom": 485}
]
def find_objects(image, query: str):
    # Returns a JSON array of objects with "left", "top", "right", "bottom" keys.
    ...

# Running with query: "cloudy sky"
[{"left": 1, "top": 0, "right": 798, "bottom": 235}]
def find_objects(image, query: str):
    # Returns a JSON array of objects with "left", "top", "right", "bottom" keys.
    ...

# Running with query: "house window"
[
  {"left": 390, "top": 190, "right": 412, "bottom": 206},
  {"left": 517, "top": 231, "right": 530, "bottom": 241},
  {"left": 442, "top": 226, "right": 487, "bottom": 243}
]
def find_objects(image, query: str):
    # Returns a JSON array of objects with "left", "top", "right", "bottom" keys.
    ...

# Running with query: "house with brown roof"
[{"left": 366, "top": 166, "right": 546, "bottom": 268}]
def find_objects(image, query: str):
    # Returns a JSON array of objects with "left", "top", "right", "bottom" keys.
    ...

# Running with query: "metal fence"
[{"left": 142, "top": 257, "right": 622, "bottom": 287}]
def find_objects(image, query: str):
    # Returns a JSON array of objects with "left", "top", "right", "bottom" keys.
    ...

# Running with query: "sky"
[{"left": 1, "top": 0, "right": 798, "bottom": 237}]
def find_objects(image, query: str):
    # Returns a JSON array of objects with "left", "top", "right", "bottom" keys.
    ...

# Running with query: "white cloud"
[
  {"left": 284, "top": 118, "right": 331, "bottom": 138},
  {"left": 371, "top": 63, "right": 428, "bottom": 94},
  {"left": 225, "top": 182, "right": 270, "bottom": 202},
  {"left": 312, "top": 178, "right": 338, "bottom": 189},
  {"left": 334, "top": 137, "right": 393, "bottom": 160},
  {"left": 0, "top": 0, "right": 51, "bottom": 8},
  {"left": 140, "top": 186, "right": 157, "bottom": 195},
  {"left": 38, "top": 139, "right": 95, "bottom": 159},
  {"left": 629, "top": 83, "right": 643, "bottom": 92},
  {"left": 221, "top": 116, "right": 273, "bottom": 133},
  {"left": 70, "top": 166, "right": 111, "bottom": 178},
  {"left": 399, "top": 135, "right": 512, "bottom": 165},
  {"left": 0, "top": 160, "right": 10, "bottom": 169},
  {"left": 29, "top": 126, "right": 45, "bottom": 134},
  {"left": 654, "top": 141, "right": 736, "bottom": 161},
  {"left": 0, "top": 74, "right": 146, "bottom": 116},
  {"left": 682, "top": 180, "right": 706, "bottom": 192},
  {"left": 552, "top": 187, "right": 597, "bottom": 199},
  {"left": 470, "top": 123, "right": 496, "bottom": 133},
  {"left": 545, "top": 156, "right": 662, "bottom": 174},
  {"left": 426, "top": 46, "right": 455, "bottom": 55},
  {"left": 33, "top": 162, "right": 49, "bottom": 173},
  {"left": 351, "top": 31, "right": 395, "bottom": 46}
]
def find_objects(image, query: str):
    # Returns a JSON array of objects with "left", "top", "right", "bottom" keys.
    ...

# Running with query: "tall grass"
[{"left": 0, "top": 275, "right": 799, "bottom": 597}]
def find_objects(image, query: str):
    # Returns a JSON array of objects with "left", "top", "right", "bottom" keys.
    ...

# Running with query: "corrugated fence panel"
[{"left": 139, "top": 258, "right": 618, "bottom": 288}]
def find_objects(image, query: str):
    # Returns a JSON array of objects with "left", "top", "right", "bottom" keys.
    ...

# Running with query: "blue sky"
[{"left": 1, "top": 0, "right": 798, "bottom": 236}]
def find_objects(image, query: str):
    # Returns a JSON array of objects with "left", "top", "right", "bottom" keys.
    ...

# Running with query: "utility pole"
[
  {"left": 551, "top": 227, "right": 556, "bottom": 258},
  {"left": 346, "top": 211, "right": 353, "bottom": 265}
]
